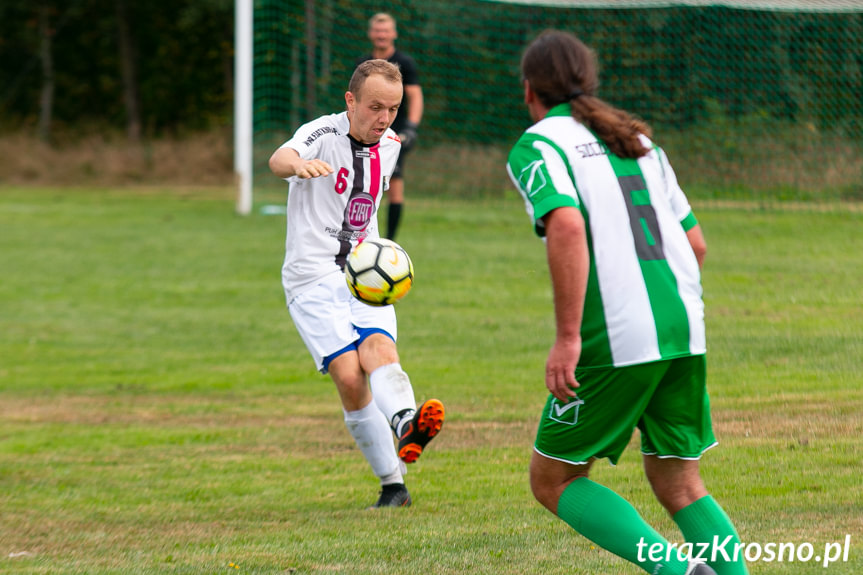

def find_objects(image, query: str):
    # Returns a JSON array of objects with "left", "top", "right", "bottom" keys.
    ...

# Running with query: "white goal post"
[{"left": 234, "top": 0, "right": 253, "bottom": 215}]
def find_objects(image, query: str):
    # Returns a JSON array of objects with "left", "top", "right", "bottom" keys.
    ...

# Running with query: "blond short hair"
[
  {"left": 368, "top": 12, "right": 396, "bottom": 32},
  {"left": 348, "top": 59, "right": 402, "bottom": 98}
]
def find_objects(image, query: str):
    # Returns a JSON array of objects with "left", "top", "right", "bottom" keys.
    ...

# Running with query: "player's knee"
[
  {"left": 529, "top": 465, "right": 568, "bottom": 512},
  {"left": 339, "top": 370, "right": 367, "bottom": 395},
  {"left": 530, "top": 455, "right": 592, "bottom": 513},
  {"left": 329, "top": 359, "right": 371, "bottom": 410},
  {"left": 650, "top": 477, "right": 708, "bottom": 515},
  {"left": 358, "top": 333, "right": 400, "bottom": 369},
  {"left": 529, "top": 475, "right": 557, "bottom": 511}
]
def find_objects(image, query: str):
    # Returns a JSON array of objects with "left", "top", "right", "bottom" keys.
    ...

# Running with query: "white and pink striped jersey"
[{"left": 278, "top": 112, "right": 401, "bottom": 302}]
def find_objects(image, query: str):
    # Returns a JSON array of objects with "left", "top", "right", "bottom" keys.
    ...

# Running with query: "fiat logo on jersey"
[{"left": 344, "top": 192, "right": 375, "bottom": 231}]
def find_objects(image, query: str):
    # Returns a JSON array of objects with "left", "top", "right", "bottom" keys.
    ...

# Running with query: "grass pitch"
[{"left": 0, "top": 187, "right": 860, "bottom": 574}]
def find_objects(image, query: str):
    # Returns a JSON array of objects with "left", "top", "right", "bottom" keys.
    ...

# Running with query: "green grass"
[{"left": 1, "top": 187, "right": 861, "bottom": 574}]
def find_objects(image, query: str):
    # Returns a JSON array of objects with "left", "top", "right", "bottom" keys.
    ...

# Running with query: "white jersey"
[
  {"left": 279, "top": 112, "right": 401, "bottom": 302},
  {"left": 507, "top": 105, "right": 705, "bottom": 368}
]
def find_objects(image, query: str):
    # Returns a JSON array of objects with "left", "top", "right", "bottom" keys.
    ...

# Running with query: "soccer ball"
[{"left": 345, "top": 238, "right": 414, "bottom": 306}]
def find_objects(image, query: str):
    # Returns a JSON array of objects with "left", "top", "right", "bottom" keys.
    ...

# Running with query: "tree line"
[
  {"left": 0, "top": 0, "right": 233, "bottom": 143},
  {"left": 2, "top": 0, "right": 861, "bottom": 149}
]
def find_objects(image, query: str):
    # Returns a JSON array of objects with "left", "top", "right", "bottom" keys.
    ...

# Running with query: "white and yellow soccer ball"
[{"left": 345, "top": 238, "right": 414, "bottom": 306}]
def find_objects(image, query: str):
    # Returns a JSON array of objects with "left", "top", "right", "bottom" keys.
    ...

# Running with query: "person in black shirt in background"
[{"left": 357, "top": 12, "right": 424, "bottom": 241}]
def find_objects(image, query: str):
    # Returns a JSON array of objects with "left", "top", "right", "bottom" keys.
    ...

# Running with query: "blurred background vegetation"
[
  {"left": 255, "top": 0, "right": 863, "bottom": 205},
  {"left": 0, "top": 0, "right": 234, "bottom": 187},
  {"left": 1, "top": 0, "right": 861, "bottom": 205},
  {"left": 0, "top": 1, "right": 233, "bottom": 139}
]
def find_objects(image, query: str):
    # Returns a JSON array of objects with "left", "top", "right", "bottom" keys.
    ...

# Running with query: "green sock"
[
  {"left": 674, "top": 495, "right": 749, "bottom": 575},
  {"left": 557, "top": 478, "right": 690, "bottom": 575}
]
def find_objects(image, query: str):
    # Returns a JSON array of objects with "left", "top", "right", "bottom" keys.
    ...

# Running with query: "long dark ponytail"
[{"left": 521, "top": 30, "right": 652, "bottom": 159}]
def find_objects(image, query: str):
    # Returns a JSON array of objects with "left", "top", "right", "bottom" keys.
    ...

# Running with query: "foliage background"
[
  {"left": 0, "top": 1, "right": 234, "bottom": 136},
  {"left": 261, "top": 1, "right": 863, "bottom": 142},
  {"left": 1, "top": 1, "right": 861, "bottom": 203},
  {"left": 255, "top": 1, "right": 863, "bottom": 203}
]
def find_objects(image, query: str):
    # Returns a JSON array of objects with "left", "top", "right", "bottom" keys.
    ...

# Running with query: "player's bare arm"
[
  {"left": 686, "top": 224, "right": 707, "bottom": 269},
  {"left": 404, "top": 84, "right": 424, "bottom": 125},
  {"left": 543, "top": 206, "right": 589, "bottom": 402},
  {"left": 269, "top": 146, "right": 334, "bottom": 179}
]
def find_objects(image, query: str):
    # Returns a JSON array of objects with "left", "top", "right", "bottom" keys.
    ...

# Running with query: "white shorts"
[{"left": 288, "top": 271, "right": 398, "bottom": 374}]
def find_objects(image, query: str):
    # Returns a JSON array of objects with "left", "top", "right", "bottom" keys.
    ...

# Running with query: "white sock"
[
  {"left": 343, "top": 401, "right": 402, "bottom": 484},
  {"left": 369, "top": 363, "right": 416, "bottom": 432}
]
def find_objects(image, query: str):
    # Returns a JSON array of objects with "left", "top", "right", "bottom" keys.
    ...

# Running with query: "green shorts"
[{"left": 534, "top": 355, "right": 716, "bottom": 465}]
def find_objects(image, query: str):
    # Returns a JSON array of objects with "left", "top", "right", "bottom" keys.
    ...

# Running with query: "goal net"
[{"left": 242, "top": 0, "right": 863, "bottom": 211}]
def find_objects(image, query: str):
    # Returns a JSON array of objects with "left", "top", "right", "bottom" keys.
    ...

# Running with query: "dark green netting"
[{"left": 253, "top": 0, "right": 863, "bottom": 208}]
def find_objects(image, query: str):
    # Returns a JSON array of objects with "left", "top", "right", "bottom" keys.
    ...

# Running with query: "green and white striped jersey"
[{"left": 506, "top": 104, "right": 705, "bottom": 368}]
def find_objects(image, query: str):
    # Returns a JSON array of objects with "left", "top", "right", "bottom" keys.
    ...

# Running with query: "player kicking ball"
[{"left": 269, "top": 59, "right": 445, "bottom": 509}]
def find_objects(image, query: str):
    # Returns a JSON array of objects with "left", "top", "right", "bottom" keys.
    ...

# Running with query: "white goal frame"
[{"left": 234, "top": 0, "right": 253, "bottom": 215}]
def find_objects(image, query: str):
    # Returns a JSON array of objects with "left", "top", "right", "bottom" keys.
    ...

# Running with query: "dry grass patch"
[
  {"left": 713, "top": 394, "right": 863, "bottom": 440},
  {"left": 0, "top": 130, "right": 234, "bottom": 187}
]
